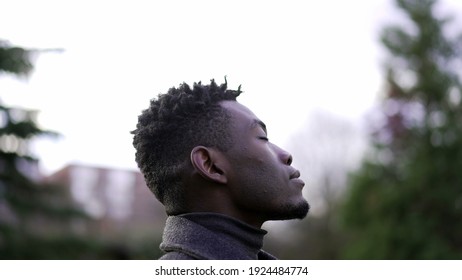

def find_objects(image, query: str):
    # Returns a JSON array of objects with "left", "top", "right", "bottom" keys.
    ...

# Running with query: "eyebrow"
[{"left": 251, "top": 119, "right": 267, "bottom": 134}]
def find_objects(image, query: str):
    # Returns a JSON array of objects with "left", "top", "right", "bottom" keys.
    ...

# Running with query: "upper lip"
[{"left": 290, "top": 170, "right": 301, "bottom": 179}]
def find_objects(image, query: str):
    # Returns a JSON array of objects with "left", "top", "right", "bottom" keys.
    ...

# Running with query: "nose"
[
  {"left": 284, "top": 152, "right": 293, "bottom": 165},
  {"left": 274, "top": 144, "right": 293, "bottom": 165}
]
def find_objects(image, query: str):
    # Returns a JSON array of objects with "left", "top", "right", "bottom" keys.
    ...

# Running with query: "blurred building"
[{"left": 45, "top": 164, "right": 167, "bottom": 239}]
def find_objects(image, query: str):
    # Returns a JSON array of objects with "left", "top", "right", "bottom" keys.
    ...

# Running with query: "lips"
[
  {"left": 289, "top": 169, "right": 305, "bottom": 187},
  {"left": 290, "top": 170, "right": 301, "bottom": 180}
]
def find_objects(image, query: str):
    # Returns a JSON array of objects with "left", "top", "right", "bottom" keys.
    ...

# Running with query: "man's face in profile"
[{"left": 219, "top": 101, "right": 309, "bottom": 224}]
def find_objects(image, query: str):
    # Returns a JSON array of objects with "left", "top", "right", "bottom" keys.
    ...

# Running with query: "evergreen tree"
[
  {"left": 0, "top": 40, "right": 101, "bottom": 259},
  {"left": 341, "top": 0, "right": 462, "bottom": 259}
]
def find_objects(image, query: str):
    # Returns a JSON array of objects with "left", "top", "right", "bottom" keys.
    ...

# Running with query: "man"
[{"left": 132, "top": 79, "right": 309, "bottom": 260}]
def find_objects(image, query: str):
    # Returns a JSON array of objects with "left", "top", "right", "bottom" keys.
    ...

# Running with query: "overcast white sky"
[{"left": 1, "top": 0, "right": 461, "bottom": 175}]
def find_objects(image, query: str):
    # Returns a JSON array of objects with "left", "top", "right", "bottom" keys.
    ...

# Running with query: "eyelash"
[{"left": 259, "top": 136, "right": 269, "bottom": 141}]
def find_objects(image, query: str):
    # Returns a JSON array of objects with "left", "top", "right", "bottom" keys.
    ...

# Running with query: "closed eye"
[{"left": 258, "top": 136, "right": 269, "bottom": 141}]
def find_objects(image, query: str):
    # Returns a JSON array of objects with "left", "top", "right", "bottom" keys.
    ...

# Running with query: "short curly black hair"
[{"left": 132, "top": 79, "right": 242, "bottom": 215}]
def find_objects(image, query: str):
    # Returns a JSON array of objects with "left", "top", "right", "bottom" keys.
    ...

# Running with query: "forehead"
[
  {"left": 219, "top": 101, "right": 262, "bottom": 129},
  {"left": 219, "top": 101, "right": 268, "bottom": 140}
]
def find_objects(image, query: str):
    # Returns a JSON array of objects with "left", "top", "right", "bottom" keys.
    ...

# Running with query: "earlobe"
[{"left": 190, "top": 146, "right": 228, "bottom": 184}]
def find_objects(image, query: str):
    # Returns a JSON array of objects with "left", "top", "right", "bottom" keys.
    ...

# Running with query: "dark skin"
[{"left": 182, "top": 100, "right": 309, "bottom": 228}]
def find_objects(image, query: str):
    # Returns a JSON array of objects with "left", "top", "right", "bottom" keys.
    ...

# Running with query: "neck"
[{"left": 184, "top": 180, "right": 266, "bottom": 228}]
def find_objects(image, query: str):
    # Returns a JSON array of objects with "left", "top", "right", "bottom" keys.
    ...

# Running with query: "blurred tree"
[
  {"left": 0, "top": 40, "right": 104, "bottom": 259},
  {"left": 341, "top": 0, "right": 462, "bottom": 259},
  {"left": 0, "top": 41, "right": 34, "bottom": 76}
]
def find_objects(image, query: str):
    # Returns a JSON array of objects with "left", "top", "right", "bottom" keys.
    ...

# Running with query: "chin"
[
  {"left": 290, "top": 201, "right": 310, "bottom": 219},
  {"left": 270, "top": 200, "right": 310, "bottom": 221}
]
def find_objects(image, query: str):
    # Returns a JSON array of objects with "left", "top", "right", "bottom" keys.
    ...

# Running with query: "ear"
[{"left": 190, "top": 146, "right": 228, "bottom": 184}]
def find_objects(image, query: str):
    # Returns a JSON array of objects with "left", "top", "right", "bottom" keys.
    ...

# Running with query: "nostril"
[
  {"left": 276, "top": 144, "right": 293, "bottom": 165},
  {"left": 286, "top": 154, "right": 293, "bottom": 165}
]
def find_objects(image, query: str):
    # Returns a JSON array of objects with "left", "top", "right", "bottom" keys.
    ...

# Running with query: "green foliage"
[
  {"left": 0, "top": 40, "right": 162, "bottom": 259},
  {"left": 0, "top": 40, "right": 33, "bottom": 76},
  {"left": 341, "top": 0, "right": 462, "bottom": 259},
  {"left": 0, "top": 40, "right": 101, "bottom": 259}
]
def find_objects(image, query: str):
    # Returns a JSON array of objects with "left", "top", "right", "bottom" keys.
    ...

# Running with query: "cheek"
[
  {"left": 228, "top": 143, "right": 284, "bottom": 188},
  {"left": 248, "top": 165, "right": 286, "bottom": 198},
  {"left": 247, "top": 142, "right": 279, "bottom": 165}
]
